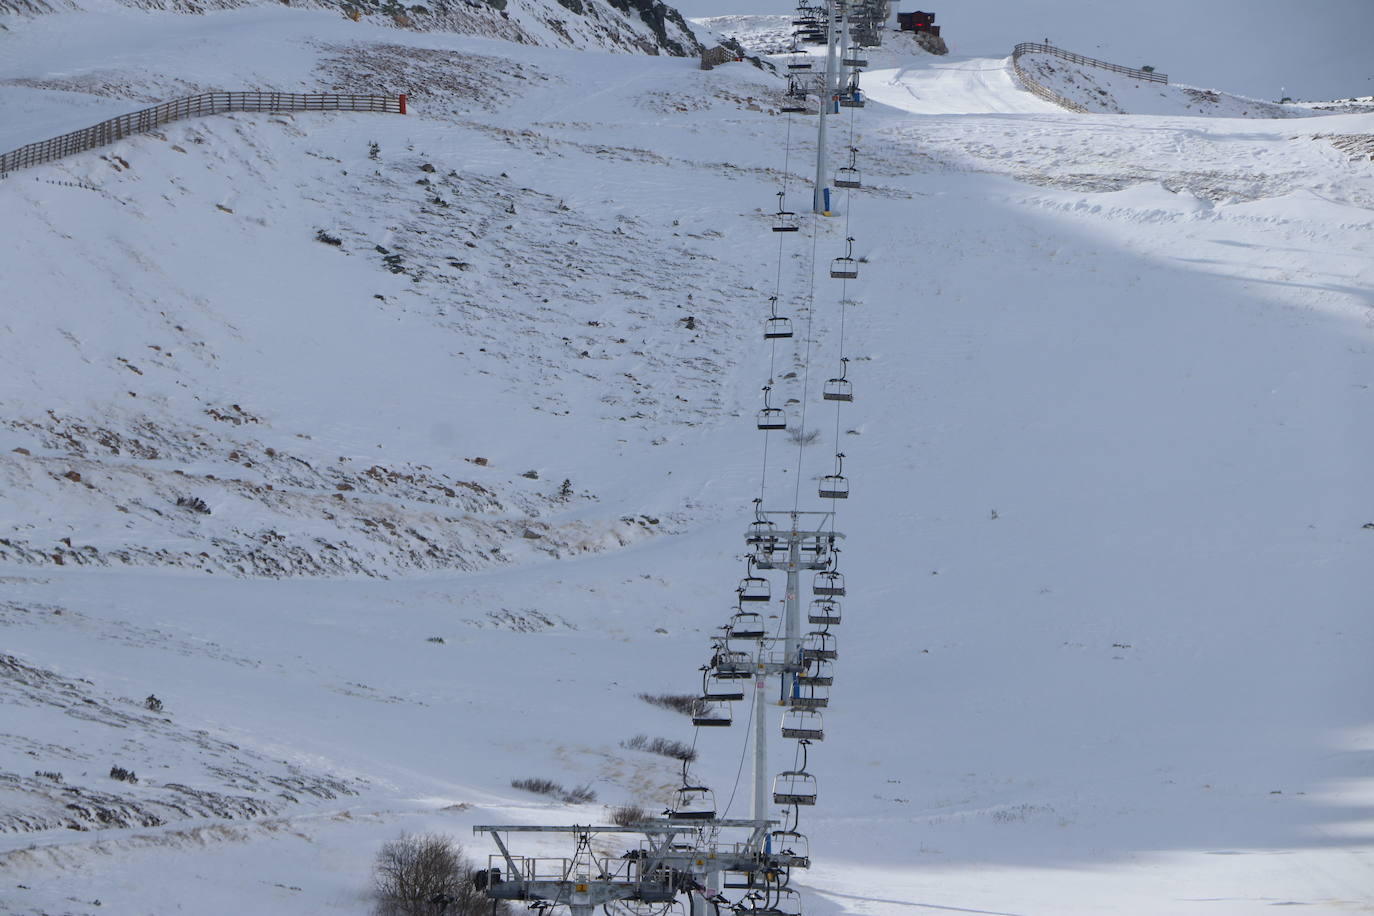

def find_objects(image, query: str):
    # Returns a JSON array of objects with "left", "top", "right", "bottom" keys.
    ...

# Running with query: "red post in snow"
[{"left": 398, "top": 93, "right": 407, "bottom": 115}]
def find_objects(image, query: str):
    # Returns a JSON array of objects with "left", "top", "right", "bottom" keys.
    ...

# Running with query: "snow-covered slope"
[
  {"left": 0, "top": 0, "right": 701, "bottom": 58},
  {"left": 2, "top": 5, "right": 1374, "bottom": 916},
  {"left": 1016, "top": 51, "right": 1317, "bottom": 118}
]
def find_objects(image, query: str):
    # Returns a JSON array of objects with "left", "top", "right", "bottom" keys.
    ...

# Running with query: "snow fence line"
[
  {"left": 0, "top": 91, "right": 407, "bottom": 176},
  {"left": 1009, "top": 42, "right": 1168, "bottom": 114}
]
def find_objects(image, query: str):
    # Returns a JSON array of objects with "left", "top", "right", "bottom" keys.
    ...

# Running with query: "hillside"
[
  {"left": 1015, "top": 51, "right": 1317, "bottom": 118},
  {"left": 0, "top": 0, "right": 701, "bottom": 58},
  {"left": 2, "top": 6, "right": 1374, "bottom": 916}
]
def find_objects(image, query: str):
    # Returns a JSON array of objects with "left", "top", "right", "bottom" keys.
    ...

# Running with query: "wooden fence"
[
  {"left": 1, "top": 91, "right": 406, "bottom": 176},
  {"left": 1013, "top": 42, "right": 1167, "bottom": 84}
]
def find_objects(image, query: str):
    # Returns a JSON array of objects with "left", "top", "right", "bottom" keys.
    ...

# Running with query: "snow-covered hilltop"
[
  {"left": 1, "top": 0, "right": 701, "bottom": 57},
  {"left": 2, "top": 4, "right": 1373, "bottom": 915}
]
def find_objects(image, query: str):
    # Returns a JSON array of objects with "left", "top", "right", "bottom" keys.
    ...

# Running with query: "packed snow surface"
[{"left": 1, "top": 6, "right": 1373, "bottom": 915}]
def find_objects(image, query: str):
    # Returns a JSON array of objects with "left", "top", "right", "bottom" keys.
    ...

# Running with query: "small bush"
[
  {"left": 176, "top": 495, "right": 211, "bottom": 515},
  {"left": 564, "top": 784, "right": 597, "bottom": 804},
  {"left": 511, "top": 776, "right": 561, "bottom": 797},
  {"left": 34, "top": 770, "right": 63, "bottom": 783},
  {"left": 621, "top": 734, "right": 696, "bottom": 763},
  {"left": 637, "top": 693, "right": 702, "bottom": 717},
  {"left": 610, "top": 804, "right": 648, "bottom": 827},
  {"left": 315, "top": 229, "right": 344, "bottom": 247},
  {"left": 511, "top": 777, "right": 596, "bottom": 805},
  {"left": 145, "top": 694, "right": 163, "bottom": 712},
  {"left": 786, "top": 427, "right": 820, "bottom": 447},
  {"left": 109, "top": 766, "right": 137, "bottom": 784}
]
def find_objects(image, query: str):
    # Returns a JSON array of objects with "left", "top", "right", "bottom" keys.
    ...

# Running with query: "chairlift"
[
  {"left": 771, "top": 889, "right": 804, "bottom": 916},
  {"left": 834, "top": 163, "right": 861, "bottom": 189},
  {"left": 789, "top": 676, "right": 830, "bottom": 709},
  {"left": 830, "top": 237, "right": 858, "bottom": 280},
  {"left": 819, "top": 453, "right": 849, "bottom": 500},
  {"left": 746, "top": 500, "right": 777, "bottom": 545},
  {"left": 729, "top": 609, "right": 767, "bottom": 639},
  {"left": 772, "top": 770, "right": 817, "bottom": 806},
  {"left": 842, "top": 56, "right": 868, "bottom": 67},
  {"left": 801, "top": 630, "right": 838, "bottom": 661},
  {"left": 798, "top": 658, "right": 834, "bottom": 686},
  {"left": 739, "top": 556, "right": 771, "bottom": 602},
  {"left": 813, "top": 570, "right": 846, "bottom": 596},
  {"left": 692, "top": 698, "right": 733, "bottom": 727},
  {"left": 773, "top": 192, "right": 800, "bottom": 233},
  {"left": 669, "top": 783, "right": 717, "bottom": 819},
  {"left": 702, "top": 665, "right": 745, "bottom": 702},
  {"left": 711, "top": 646, "right": 754, "bottom": 679},
  {"left": 808, "top": 598, "right": 841, "bottom": 625},
  {"left": 823, "top": 358, "right": 854, "bottom": 401},
  {"left": 756, "top": 385, "right": 787, "bottom": 431},
  {"left": 781, "top": 707, "right": 824, "bottom": 740},
  {"left": 765, "top": 315, "right": 794, "bottom": 339},
  {"left": 769, "top": 829, "right": 811, "bottom": 868},
  {"left": 765, "top": 295, "right": 794, "bottom": 338},
  {"left": 787, "top": 61, "right": 813, "bottom": 71}
]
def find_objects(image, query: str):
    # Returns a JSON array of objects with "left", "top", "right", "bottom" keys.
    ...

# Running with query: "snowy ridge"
[
  {"left": 0, "top": 0, "right": 702, "bottom": 58},
  {"left": 1015, "top": 48, "right": 1318, "bottom": 118}
]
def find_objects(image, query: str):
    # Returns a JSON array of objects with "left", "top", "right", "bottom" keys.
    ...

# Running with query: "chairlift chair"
[
  {"left": 669, "top": 784, "right": 717, "bottom": 820},
  {"left": 747, "top": 521, "right": 779, "bottom": 551},
  {"left": 813, "top": 569, "right": 846, "bottom": 596},
  {"left": 756, "top": 385, "right": 787, "bottom": 431},
  {"left": 772, "top": 193, "right": 800, "bottom": 233},
  {"left": 692, "top": 698, "right": 733, "bottom": 727},
  {"left": 830, "top": 238, "right": 859, "bottom": 280},
  {"left": 739, "top": 558, "right": 771, "bottom": 602},
  {"left": 769, "top": 830, "right": 811, "bottom": 868},
  {"left": 789, "top": 677, "right": 830, "bottom": 709},
  {"left": 787, "top": 61, "right": 813, "bottom": 71},
  {"left": 798, "top": 658, "right": 834, "bottom": 686},
  {"left": 772, "top": 770, "right": 817, "bottom": 806},
  {"left": 819, "top": 453, "right": 849, "bottom": 500},
  {"left": 823, "top": 358, "right": 854, "bottom": 401},
  {"left": 703, "top": 666, "right": 746, "bottom": 702},
  {"left": 765, "top": 316, "right": 794, "bottom": 339},
  {"left": 781, "top": 708, "right": 824, "bottom": 740},
  {"left": 834, "top": 165, "right": 862, "bottom": 189},
  {"left": 818, "top": 474, "right": 849, "bottom": 499},
  {"left": 765, "top": 295, "right": 794, "bottom": 338},
  {"left": 747, "top": 888, "right": 802, "bottom": 916},
  {"left": 842, "top": 56, "right": 868, "bottom": 67},
  {"left": 839, "top": 90, "right": 865, "bottom": 109},
  {"left": 712, "top": 647, "right": 754, "bottom": 679},
  {"left": 808, "top": 598, "right": 841, "bottom": 625},
  {"left": 729, "top": 610, "right": 767, "bottom": 639},
  {"left": 801, "top": 630, "right": 838, "bottom": 661}
]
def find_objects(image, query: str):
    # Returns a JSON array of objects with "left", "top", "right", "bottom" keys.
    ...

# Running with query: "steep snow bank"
[{"left": 1016, "top": 51, "right": 1318, "bottom": 117}]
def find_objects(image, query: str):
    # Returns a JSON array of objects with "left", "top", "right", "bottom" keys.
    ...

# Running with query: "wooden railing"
[
  {"left": 0, "top": 91, "right": 406, "bottom": 176},
  {"left": 1013, "top": 42, "right": 1167, "bottom": 84}
]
